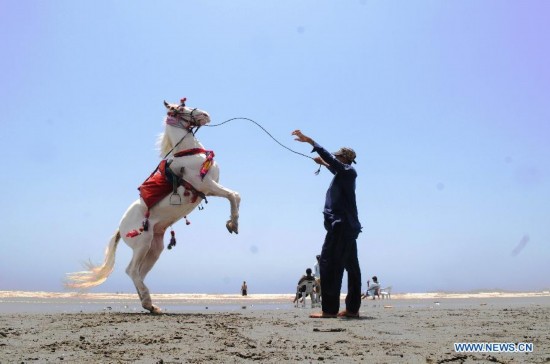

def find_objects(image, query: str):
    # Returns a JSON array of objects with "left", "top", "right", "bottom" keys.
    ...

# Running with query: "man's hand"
[
  {"left": 292, "top": 130, "right": 314, "bottom": 145},
  {"left": 314, "top": 156, "right": 329, "bottom": 167}
]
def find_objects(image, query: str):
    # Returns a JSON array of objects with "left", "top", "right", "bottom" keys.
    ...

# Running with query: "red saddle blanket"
[{"left": 138, "top": 160, "right": 174, "bottom": 209}]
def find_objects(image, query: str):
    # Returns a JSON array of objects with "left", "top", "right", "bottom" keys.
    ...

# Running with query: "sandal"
[
  {"left": 309, "top": 312, "right": 338, "bottom": 318},
  {"left": 337, "top": 310, "right": 360, "bottom": 318}
]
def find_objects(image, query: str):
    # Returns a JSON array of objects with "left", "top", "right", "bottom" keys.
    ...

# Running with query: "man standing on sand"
[{"left": 292, "top": 130, "right": 362, "bottom": 318}]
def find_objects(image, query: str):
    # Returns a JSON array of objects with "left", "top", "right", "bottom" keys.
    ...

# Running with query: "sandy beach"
[{"left": 1, "top": 292, "right": 549, "bottom": 363}]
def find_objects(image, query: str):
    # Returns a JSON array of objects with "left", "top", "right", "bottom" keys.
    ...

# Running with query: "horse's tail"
[{"left": 65, "top": 230, "right": 121, "bottom": 290}]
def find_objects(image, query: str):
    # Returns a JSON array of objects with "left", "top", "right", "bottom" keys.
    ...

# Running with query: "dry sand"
[{"left": 1, "top": 295, "right": 549, "bottom": 363}]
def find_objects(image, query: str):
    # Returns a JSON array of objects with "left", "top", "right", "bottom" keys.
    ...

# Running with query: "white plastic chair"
[
  {"left": 380, "top": 286, "right": 392, "bottom": 299},
  {"left": 296, "top": 280, "right": 316, "bottom": 308}
]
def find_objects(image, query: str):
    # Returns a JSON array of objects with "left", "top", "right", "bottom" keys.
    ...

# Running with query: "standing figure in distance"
[{"left": 313, "top": 254, "right": 322, "bottom": 303}]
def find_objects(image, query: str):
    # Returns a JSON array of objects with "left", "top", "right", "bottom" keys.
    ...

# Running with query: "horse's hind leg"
[
  {"left": 205, "top": 180, "right": 241, "bottom": 234},
  {"left": 139, "top": 232, "right": 164, "bottom": 279},
  {"left": 124, "top": 232, "right": 160, "bottom": 313},
  {"left": 136, "top": 232, "right": 165, "bottom": 313}
]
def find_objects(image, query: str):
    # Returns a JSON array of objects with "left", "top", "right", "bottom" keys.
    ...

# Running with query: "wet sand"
[{"left": 1, "top": 294, "right": 549, "bottom": 363}]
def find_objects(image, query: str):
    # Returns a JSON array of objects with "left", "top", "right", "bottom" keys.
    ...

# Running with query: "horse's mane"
[{"left": 156, "top": 132, "right": 172, "bottom": 158}]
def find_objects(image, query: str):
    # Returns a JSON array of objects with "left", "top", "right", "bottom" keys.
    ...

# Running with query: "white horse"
[{"left": 66, "top": 99, "right": 241, "bottom": 313}]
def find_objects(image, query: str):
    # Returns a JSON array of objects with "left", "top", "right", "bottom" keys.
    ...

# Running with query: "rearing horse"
[{"left": 65, "top": 99, "right": 241, "bottom": 313}]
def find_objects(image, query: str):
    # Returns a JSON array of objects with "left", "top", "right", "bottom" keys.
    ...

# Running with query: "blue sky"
[{"left": 1, "top": 1, "right": 549, "bottom": 294}]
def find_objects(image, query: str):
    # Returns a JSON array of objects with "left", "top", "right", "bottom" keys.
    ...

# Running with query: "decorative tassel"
[
  {"left": 142, "top": 211, "right": 150, "bottom": 231},
  {"left": 199, "top": 151, "right": 215, "bottom": 180},
  {"left": 185, "top": 216, "right": 191, "bottom": 225},
  {"left": 126, "top": 229, "right": 141, "bottom": 238},
  {"left": 168, "top": 229, "right": 177, "bottom": 250}
]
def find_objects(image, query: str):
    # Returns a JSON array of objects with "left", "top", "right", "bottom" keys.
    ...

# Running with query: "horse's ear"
[{"left": 163, "top": 100, "right": 170, "bottom": 109}]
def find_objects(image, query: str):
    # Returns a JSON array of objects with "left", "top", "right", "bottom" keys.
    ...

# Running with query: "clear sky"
[{"left": 1, "top": 1, "right": 549, "bottom": 294}]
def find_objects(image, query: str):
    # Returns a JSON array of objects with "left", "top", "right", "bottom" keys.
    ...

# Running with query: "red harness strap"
[
  {"left": 173, "top": 148, "right": 208, "bottom": 157},
  {"left": 173, "top": 148, "right": 215, "bottom": 179}
]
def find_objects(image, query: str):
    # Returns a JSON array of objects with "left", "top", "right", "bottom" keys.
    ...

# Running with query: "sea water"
[{"left": 1, "top": 291, "right": 548, "bottom": 314}]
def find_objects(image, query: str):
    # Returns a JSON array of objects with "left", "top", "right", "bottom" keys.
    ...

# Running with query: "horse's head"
[{"left": 164, "top": 98, "right": 211, "bottom": 130}]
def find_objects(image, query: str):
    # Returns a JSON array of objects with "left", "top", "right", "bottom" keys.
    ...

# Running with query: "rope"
[{"left": 205, "top": 117, "right": 315, "bottom": 161}]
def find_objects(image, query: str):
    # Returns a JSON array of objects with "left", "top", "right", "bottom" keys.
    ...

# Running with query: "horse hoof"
[
  {"left": 149, "top": 305, "right": 162, "bottom": 314},
  {"left": 226, "top": 221, "right": 238, "bottom": 234}
]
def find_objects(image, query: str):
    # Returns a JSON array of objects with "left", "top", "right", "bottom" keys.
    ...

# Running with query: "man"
[
  {"left": 292, "top": 130, "right": 362, "bottom": 318},
  {"left": 313, "top": 254, "right": 322, "bottom": 301},
  {"left": 292, "top": 268, "right": 316, "bottom": 304},
  {"left": 361, "top": 276, "right": 380, "bottom": 300},
  {"left": 313, "top": 254, "right": 321, "bottom": 279}
]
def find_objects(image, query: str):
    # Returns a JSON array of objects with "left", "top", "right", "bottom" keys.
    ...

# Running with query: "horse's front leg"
[{"left": 204, "top": 180, "right": 240, "bottom": 234}]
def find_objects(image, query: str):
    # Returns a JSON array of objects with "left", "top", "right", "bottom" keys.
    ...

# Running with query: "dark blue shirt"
[{"left": 312, "top": 142, "right": 362, "bottom": 235}]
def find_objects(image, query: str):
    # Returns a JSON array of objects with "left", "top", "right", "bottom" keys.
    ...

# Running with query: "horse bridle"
[
  {"left": 161, "top": 107, "right": 203, "bottom": 160},
  {"left": 170, "top": 107, "right": 200, "bottom": 131}
]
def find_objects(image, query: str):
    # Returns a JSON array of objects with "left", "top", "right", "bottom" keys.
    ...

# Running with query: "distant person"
[
  {"left": 361, "top": 276, "right": 380, "bottom": 300},
  {"left": 313, "top": 254, "right": 321, "bottom": 279},
  {"left": 292, "top": 130, "right": 362, "bottom": 318},
  {"left": 313, "top": 254, "right": 322, "bottom": 301},
  {"left": 241, "top": 281, "right": 248, "bottom": 296},
  {"left": 293, "top": 268, "right": 316, "bottom": 304}
]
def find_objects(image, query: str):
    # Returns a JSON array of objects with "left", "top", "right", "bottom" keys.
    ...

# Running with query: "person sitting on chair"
[
  {"left": 361, "top": 276, "right": 380, "bottom": 300},
  {"left": 293, "top": 268, "right": 316, "bottom": 304}
]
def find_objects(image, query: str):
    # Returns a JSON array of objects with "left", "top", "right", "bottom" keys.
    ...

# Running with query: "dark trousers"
[{"left": 320, "top": 222, "right": 362, "bottom": 315}]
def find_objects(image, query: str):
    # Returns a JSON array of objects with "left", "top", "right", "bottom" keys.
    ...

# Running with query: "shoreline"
[
  {"left": 2, "top": 289, "right": 549, "bottom": 300},
  {"left": 1, "top": 289, "right": 549, "bottom": 315},
  {"left": 2, "top": 290, "right": 549, "bottom": 315}
]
